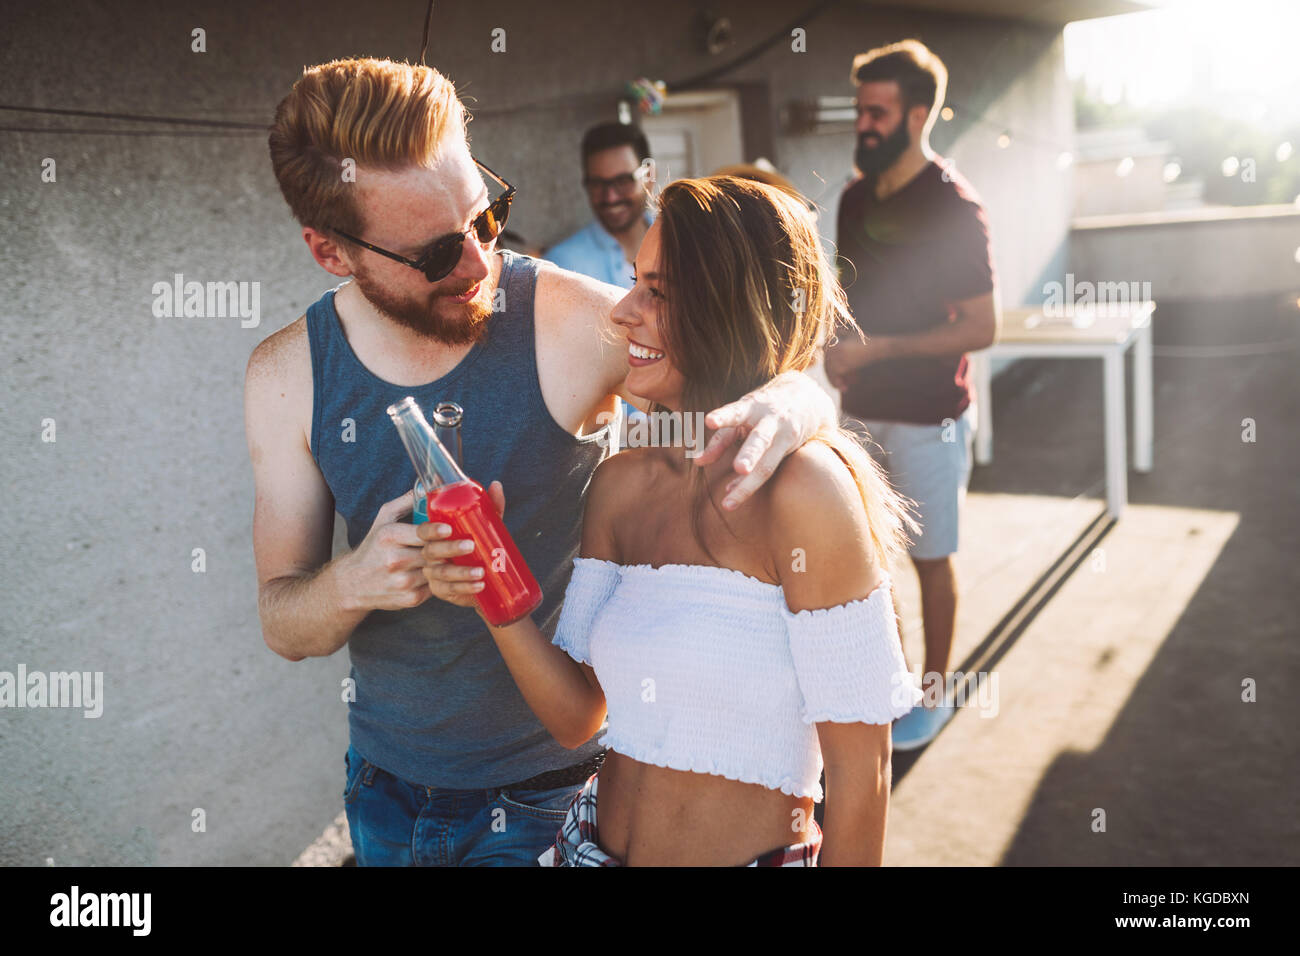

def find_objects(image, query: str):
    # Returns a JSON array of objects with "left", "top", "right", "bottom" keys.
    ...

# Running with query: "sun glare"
[{"left": 1066, "top": 0, "right": 1300, "bottom": 116}]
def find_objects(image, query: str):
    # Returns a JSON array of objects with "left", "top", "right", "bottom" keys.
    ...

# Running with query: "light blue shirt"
[{"left": 543, "top": 209, "right": 656, "bottom": 290}]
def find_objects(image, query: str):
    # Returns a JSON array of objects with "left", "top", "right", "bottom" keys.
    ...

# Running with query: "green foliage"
[{"left": 1074, "top": 80, "right": 1300, "bottom": 206}]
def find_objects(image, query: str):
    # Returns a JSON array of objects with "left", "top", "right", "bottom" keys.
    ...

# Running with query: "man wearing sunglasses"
[
  {"left": 248, "top": 57, "right": 838, "bottom": 866},
  {"left": 544, "top": 122, "right": 656, "bottom": 289}
]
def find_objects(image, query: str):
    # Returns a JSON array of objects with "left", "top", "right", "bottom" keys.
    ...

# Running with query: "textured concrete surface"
[{"left": 293, "top": 811, "right": 352, "bottom": 868}]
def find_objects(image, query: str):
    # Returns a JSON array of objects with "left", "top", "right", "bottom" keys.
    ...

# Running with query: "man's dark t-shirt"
[{"left": 835, "top": 160, "right": 995, "bottom": 425}]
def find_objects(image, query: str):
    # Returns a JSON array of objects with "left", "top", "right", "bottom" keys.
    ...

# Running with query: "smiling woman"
[
  {"left": 474, "top": 174, "right": 924, "bottom": 867},
  {"left": 612, "top": 176, "right": 914, "bottom": 571}
]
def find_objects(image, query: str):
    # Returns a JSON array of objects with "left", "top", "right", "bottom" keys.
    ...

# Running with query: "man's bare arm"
[
  {"left": 532, "top": 265, "right": 652, "bottom": 424},
  {"left": 825, "top": 289, "right": 1000, "bottom": 389},
  {"left": 244, "top": 321, "right": 433, "bottom": 660},
  {"left": 871, "top": 288, "right": 999, "bottom": 359}
]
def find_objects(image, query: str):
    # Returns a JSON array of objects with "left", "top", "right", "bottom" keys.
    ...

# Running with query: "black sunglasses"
[{"left": 333, "top": 158, "right": 516, "bottom": 283}]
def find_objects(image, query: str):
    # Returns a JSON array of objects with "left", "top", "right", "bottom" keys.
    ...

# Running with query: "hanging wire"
[
  {"left": 0, "top": 2, "right": 439, "bottom": 137},
  {"left": 0, "top": 103, "right": 266, "bottom": 131},
  {"left": 0, "top": 125, "right": 264, "bottom": 136},
  {"left": 419, "top": 0, "right": 435, "bottom": 66},
  {"left": 0, "top": 0, "right": 1082, "bottom": 154},
  {"left": 672, "top": 0, "right": 842, "bottom": 91}
]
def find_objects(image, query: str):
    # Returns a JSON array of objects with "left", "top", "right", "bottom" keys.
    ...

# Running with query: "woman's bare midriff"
[
  {"left": 590, "top": 447, "right": 816, "bottom": 864},
  {"left": 594, "top": 750, "right": 816, "bottom": 866}
]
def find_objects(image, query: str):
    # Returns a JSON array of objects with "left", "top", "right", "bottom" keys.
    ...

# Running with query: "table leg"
[
  {"left": 1104, "top": 349, "right": 1128, "bottom": 519},
  {"left": 974, "top": 351, "right": 993, "bottom": 466},
  {"left": 1133, "top": 324, "right": 1153, "bottom": 472}
]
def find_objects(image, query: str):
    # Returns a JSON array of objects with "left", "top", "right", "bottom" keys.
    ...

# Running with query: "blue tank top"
[{"left": 306, "top": 250, "right": 612, "bottom": 787}]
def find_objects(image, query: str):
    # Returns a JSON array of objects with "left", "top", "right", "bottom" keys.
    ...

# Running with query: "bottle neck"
[{"left": 389, "top": 406, "right": 469, "bottom": 490}]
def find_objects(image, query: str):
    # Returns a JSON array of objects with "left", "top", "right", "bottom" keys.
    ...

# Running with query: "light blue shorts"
[{"left": 853, "top": 405, "right": 975, "bottom": 560}]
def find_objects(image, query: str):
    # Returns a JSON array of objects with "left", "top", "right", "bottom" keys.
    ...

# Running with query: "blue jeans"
[{"left": 343, "top": 744, "right": 580, "bottom": 866}]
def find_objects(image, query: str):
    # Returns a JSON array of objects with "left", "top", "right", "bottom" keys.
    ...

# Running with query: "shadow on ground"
[{"left": 855, "top": 293, "right": 1299, "bottom": 864}]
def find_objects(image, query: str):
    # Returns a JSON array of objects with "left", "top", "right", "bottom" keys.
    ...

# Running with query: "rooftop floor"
[{"left": 886, "top": 291, "right": 1300, "bottom": 865}]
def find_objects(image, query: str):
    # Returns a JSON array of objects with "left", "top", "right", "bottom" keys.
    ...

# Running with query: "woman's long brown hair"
[{"left": 646, "top": 175, "right": 918, "bottom": 570}]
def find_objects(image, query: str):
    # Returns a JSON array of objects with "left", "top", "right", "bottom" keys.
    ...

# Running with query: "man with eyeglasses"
[
  {"left": 248, "top": 58, "right": 838, "bottom": 866},
  {"left": 543, "top": 122, "right": 656, "bottom": 289}
]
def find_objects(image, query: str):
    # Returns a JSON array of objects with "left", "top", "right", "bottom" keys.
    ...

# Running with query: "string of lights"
[{"left": 1, "top": 57, "right": 1291, "bottom": 184}]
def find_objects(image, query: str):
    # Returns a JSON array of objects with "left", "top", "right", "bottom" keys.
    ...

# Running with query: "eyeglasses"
[
  {"left": 332, "top": 158, "right": 516, "bottom": 283},
  {"left": 583, "top": 159, "right": 653, "bottom": 198}
]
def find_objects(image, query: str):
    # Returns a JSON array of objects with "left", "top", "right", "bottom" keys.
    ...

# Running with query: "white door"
[{"left": 640, "top": 89, "right": 744, "bottom": 184}]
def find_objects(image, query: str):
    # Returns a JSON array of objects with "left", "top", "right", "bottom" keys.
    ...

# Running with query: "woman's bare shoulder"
[
  {"left": 581, "top": 447, "right": 671, "bottom": 558},
  {"left": 768, "top": 439, "right": 861, "bottom": 514},
  {"left": 589, "top": 446, "right": 668, "bottom": 500},
  {"left": 767, "top": 440, "right": 884, "bottom": 606}
]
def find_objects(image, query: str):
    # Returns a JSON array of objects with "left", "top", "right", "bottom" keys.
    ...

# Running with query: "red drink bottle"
[{"left": 387, "top": 396, "right": 543, "bottom": 626}]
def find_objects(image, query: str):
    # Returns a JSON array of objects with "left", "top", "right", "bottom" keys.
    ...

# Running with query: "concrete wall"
[
  {"left": 1069, "top": 207, "right": 1300, "bottom": 302},
  {"left": 0, "top": 0, "right": 1074, "bottom": 864},
  {"left": 1074, "top": 154, "right": 1168, "bottom": 217}
]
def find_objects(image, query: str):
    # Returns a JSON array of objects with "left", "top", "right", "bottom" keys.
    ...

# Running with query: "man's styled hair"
[
  {"left": 580, "top": 121, "right": 651, "bottom": 167},
  {"left": 267, "top": 57, "right": 469, "bottom": 241},
  {"left": 851, "top": 39, "right": 949, "bottom": 125}
]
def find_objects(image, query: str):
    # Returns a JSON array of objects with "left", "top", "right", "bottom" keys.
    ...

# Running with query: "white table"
[{"left": 971, "top": 301, "right": 1155, "bottom": 519}]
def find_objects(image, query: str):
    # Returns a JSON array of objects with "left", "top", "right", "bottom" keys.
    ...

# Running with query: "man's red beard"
[{"left": 352, "top": 264, "right": 493, "bottom": 346}]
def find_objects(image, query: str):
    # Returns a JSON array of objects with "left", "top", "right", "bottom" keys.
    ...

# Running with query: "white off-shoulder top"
[{"left": 551, "top": 557, "right": 922, "bottom": 802}]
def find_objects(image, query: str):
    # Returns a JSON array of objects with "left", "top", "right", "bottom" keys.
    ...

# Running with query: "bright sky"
[{"left": 1065, "top": 0, "right": 1300, "bottom": 124}]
